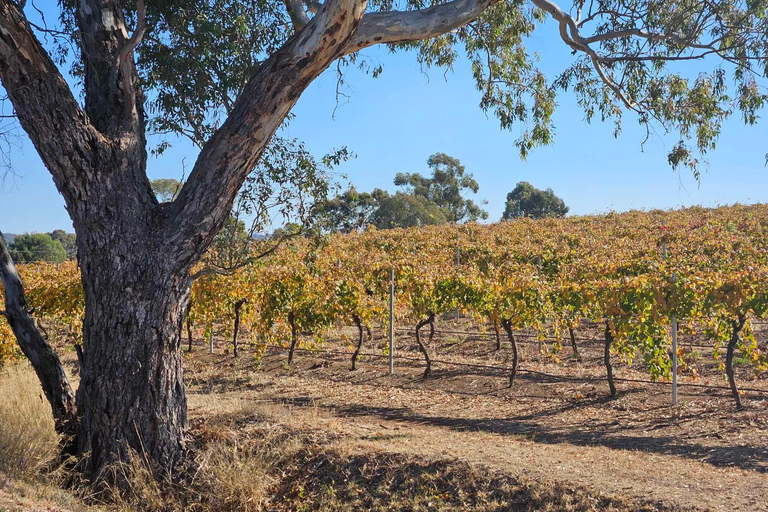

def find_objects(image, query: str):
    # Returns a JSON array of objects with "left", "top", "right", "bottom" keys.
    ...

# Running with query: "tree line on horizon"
[
  {"left": 316, "top": 153, "right": 569, "bottom": 233},
  {"left": 8, "top": 152, "right": 570, "bottom": 265},
  {"left": 1, "top": 231, "right": 76, "bottom": 264}
]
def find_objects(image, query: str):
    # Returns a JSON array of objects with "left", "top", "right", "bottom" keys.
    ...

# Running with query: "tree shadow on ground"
[{"left": 318, "top": 401, "right": 767, "bottom": 473}]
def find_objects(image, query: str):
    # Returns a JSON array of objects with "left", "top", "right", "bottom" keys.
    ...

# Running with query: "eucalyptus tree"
[
  {"left": 502, "top": 181, "right": 569, "bottom": 219},
  {"left": 0, "top": 0, "right": 766, "bottom": 476},
  {"left": 395, "top": 153, "right": 488, "bottom": 223}
]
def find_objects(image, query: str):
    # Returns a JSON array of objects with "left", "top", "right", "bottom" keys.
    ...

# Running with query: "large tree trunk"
[{"left": 74, "top": 231, "right": 192, "bottom": 474}]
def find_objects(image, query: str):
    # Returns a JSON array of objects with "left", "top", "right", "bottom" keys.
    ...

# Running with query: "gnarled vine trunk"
[
  {"left": 726, "top": 314, "right": 747, "bottom": 409},
  {"left": 351, "top": 314, "right": 366, "bottom": 370},
  {"left": 568, "top": 326, "right": 580, "bottom": 360},
  {"left": 492, "top": 317, "right": 501, "bottom": 351},
  {"left": 232, "top": 299, "right": 247, "bottom": 358},
  {"left": 604, "top": 321, "right": 617, "bottom": 397},
  {"left": 500, "top": 318, "right": 518, "bottom": 387},
  {"left": 415, "top": 313, "right": 435, "bottom": 378},
  {"left": 287, "top": 310, "right": 299, "bottom": 364}
]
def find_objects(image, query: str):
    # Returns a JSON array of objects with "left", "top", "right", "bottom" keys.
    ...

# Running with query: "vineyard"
[{"left": 3, "top": 204, "right": 768, "bottom": 409}]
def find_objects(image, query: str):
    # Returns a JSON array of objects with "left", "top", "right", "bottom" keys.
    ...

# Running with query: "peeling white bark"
[{"left": 343, "top": 0, "right": 499, "bottom": 54}]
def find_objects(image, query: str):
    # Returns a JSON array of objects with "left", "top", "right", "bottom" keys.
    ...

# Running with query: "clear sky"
[{"left": 1, "top": 6, "right": 767, "bottom": 234}]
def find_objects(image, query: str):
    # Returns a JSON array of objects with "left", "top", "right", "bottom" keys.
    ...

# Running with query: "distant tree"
[
  {"left": 49, "top": 230, "right": 77, "bottom": 260},
  {"left": 9, "top": 233, "right": 67, "bottom": 263},
  {"left": 502, "top": 182, "right": 569, "bottom": 220},
  {"left": 395, "top": 153, "right": 488, "bottom": 223},
  {"left": 270, "top": 222, "right": 304, "bottom": 239},
  {"left": 373, "top": 192, "right": 449, "bottom": 229},
  {"left": 150, "top": 178, "right": 183, "bottom": 203},
  {"left": 319, "top": 186, "right": 388, "bottom": 233}
]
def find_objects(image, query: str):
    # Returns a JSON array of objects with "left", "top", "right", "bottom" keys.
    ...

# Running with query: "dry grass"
[{"left": 0, "top": 362, "right": 61, "bottom": 480}]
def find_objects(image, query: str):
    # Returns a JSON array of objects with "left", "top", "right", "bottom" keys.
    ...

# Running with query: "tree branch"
[
  {"left": 0, "top": 0, "right": 106, "bottom": 211},
  {"left": 188, "top": 230, "right": 302, "bottom": 283},
  {"left": 169, "top": 0, "right": 367, "bottom": 262},
  {"left": 76, "top": 0, "right": 146, "bottom": 135},
  {"left": 284, "top": 0, "right": 311, "bottom": 31},
  {"left": 343, "top": 0, "right": 500, "bottom": 55},
  {"left": 0, "top": 231, "right": 77, "bottom": 438},
  {"left": 117, "top": 0, "right": 146, "bottom": 117}
]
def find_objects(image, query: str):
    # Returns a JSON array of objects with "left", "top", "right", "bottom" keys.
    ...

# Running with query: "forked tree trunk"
[
  {"left": 604, "top": 321, "right": 617, "bottom": 397},
  {"left": 351, "top": 314, "right": 365, "bottom": 370},
  {"left": 287, "top": 310, "right": 299, "bottom": 365},
  {"left": 232, "top": 299, "right": 247, "bottom": 358},
  {"left": 569, "top": 326, "right": 580, "bottom": 360},
  {"left": 415, "top": 313, "right": 435, "bottom": 378},
  {"left": 500, "top": 318, "right": 519, "bottom": 387},
  {"left": 726, "top": 314, "right": 747, "bottom": 409}
]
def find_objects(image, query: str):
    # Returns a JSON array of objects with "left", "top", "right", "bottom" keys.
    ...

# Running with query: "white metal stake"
[
  {"left": 672, "top": 272, "right": 678, "bottom": 405},
  {"left": 388, "top": 268, "right": 395, "bottom": 375},
  {"left": 209, "top": 330, "right": 214, "bottom": 354}
]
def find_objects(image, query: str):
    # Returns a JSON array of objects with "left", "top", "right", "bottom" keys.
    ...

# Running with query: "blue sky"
[{"left": 1, "top": 7, "right": 767, "bottom": 234}]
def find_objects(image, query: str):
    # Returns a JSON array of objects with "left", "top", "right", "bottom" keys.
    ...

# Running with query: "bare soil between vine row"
[{"left": 177, "top": 318, "right": 768, "bottom": 512}]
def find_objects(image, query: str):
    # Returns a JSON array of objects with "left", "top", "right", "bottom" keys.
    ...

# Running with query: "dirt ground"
[{"left": 183, "top": 318, "right": 768, "bottom": 512}]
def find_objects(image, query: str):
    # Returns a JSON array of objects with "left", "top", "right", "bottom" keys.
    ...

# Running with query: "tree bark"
[
  {"left": 351, "top": 314, "right": 365, "bottom": 370},
  {"left": 0, "top": 233, "right": 77, "bottom": 442},
  {"left": 604, "top": 321, "right": 617, "bottom": 397},
  {"left": 287, "top": 310, "right": 299, "bottom": 365},
  {"left": 415, "top": 313, "right": 435, "bottom": 378},
  {"left": 501, "top": 319, "right": 519, "bottom": 387},
  {"left": 75, "top": 244, "right": 191, "bottom": 474},
  {"left": 726, "top": 314, "right": 747, "bottom": 410},
  {"left": 232, "top": 299, "right": 247, "bottom": 358}
]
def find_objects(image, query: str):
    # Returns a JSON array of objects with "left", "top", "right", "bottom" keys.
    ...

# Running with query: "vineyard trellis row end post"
[{"left": 389, "top": 267, "right": 394, "bottom": 375}]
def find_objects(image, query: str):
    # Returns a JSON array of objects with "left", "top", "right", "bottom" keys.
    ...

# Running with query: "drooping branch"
[{"left": 0, "top": 232, "right": 77, "bottom": 439}]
